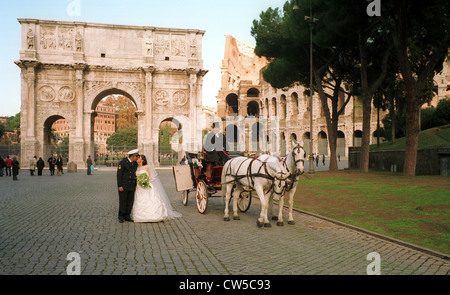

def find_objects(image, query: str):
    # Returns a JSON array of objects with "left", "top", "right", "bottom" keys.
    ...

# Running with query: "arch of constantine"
[{"left": 16, "top": 19, "right": 207, "bottom": 167}]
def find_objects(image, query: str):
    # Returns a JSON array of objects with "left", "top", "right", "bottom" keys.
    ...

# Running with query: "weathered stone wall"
[{"left": 349, "top": 147, "right": 450, "bottom": 175}]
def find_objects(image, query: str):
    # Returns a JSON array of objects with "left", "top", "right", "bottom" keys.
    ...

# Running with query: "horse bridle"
[{"left": 287, "top": 145, "right": 305, "bottom": 177}]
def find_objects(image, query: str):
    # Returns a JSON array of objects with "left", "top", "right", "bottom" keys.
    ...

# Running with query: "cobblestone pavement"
[{"left": 0, "top": 169, "right": 448, "bottom": 275}]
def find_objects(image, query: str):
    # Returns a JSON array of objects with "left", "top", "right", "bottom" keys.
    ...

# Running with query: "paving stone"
[{"left": 0, "top": 170, "right": 448, "bottom": 275}]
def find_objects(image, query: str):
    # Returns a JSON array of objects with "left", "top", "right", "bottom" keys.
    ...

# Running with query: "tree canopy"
[
  {"left": 106, "top": 127, "right": 137, "bottom": 150},
  {"left": 252, "top": 0, "right": 450, "bottom": 175}
]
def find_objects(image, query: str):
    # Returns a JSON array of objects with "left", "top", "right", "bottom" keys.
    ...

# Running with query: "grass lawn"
[{"left": 293, "top": 170, "right": 450, "bottom": 255}]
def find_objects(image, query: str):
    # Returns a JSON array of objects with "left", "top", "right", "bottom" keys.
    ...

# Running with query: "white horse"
[
  {"left": 221, "top": 154, "right": 290, "bottom": 227},
  {"left": 269, "top": 142, "right": 305, "bottom": 226}
]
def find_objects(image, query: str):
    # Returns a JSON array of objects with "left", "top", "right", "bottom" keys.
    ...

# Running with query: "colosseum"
[
  {"left": 215, "top": 34, "right": 450, "bottom": 158},
  {"left": 216, "top": 34, "right": 383, "bottom": 158}
]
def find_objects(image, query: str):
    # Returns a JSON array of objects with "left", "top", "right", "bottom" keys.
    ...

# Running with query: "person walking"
[
  {"left": 36, "top": 157, "right": 45, "bottom": 176},
  {"left": 47, "top": 154, "right": 56, "bottom": 176},
  {"left": 56, "top": 155, "right": 64, "bottom": 176},
  {"left": 29, "top": 156, "right": 37, "bottom": 176},
  {"left": 5, "top": 156, "right": 12, "bottom": 176},
  {"left": 322, "top": 154, "right": 326, "bottom": 166},
  {"left": 12, "top": 156, "right": 20, "bottom": 181},
  {"left": 86, "top": 155, "right": 93, "bottom": 175}
]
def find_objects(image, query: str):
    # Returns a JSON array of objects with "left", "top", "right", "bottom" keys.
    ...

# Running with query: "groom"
[{"left": 117, "top": 149, "right": 139, "bottom": 223}]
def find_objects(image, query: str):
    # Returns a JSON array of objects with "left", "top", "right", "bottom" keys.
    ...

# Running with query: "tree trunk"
[
  {"left": 327, "top": 117, "right": 339, "bottom": 171},
  {"left": 396, "top": 1, "right": 419, "bottom": 176},
  {"left": 359, "top": 97, "right": 372, "bottom": 173},
  {"left": 314, "top": 71, "right": 340, "bottom": 171},
  {"left": 390, "top": 104, "right": 396, "bottom": 143},
  {"left": 403, "top": 92, "right": 419, "bottom": 176}
]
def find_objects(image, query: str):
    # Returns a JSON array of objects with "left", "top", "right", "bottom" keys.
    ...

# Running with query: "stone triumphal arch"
[{"left": 16, "top": 19, "right": 207, "bottom": 167}]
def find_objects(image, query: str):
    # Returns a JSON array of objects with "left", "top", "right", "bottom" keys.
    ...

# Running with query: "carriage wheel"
[
  {"left": 181, "top": 190, "right": 189, "bottom": 206},
  {"left": 196, "top": 180, "right": 208, "bottom": 214},
  {"left": 237, "top": 191, "right": 252, "bottom": 213}
]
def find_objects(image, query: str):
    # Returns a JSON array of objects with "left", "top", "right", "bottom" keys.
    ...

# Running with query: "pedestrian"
[
  {"left": 322, "top": 154, "right": 325, "bottom": 166},
  {"left": 315, "top": 154, "right": 319, "bottom": 167},
  {"left": 12, "top": 156, "right": 20, "bottom": 181},
  {"left": 36, "top": 157, "right": 45, "bottom": 176},
  {"left": 5, "top": 156, "right": 12, "bottom": 176},
  {"left": 86, "top": 155, "right": 93, "bottom": 175},
  {"left": 29, "top": 156, "right": 37, "bottom": 176},
  {"left": 56, "top": 155, "right": 64, "bottom": 176},
  {"left": 0, "top": 155, "right": 5, "bottom": 177},
  {"left": 47, "top": 154, "right": 56, "bottom": 176},
  {"left": 338, "top": 154, "right": 341, "bottom": 162}
]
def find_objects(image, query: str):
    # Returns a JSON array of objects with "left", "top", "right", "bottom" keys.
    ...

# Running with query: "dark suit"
[{"left": 117, "top": 157, "right": 138, "bottom": 221}]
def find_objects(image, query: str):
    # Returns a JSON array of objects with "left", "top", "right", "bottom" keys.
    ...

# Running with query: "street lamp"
[{"left": 293, "top": 0, "right": 317, "bottom": 174}]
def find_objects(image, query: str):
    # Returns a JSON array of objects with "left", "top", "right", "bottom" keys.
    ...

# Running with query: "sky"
[{"left": 0, "top": 0, "right": 287, "bottom": 117}]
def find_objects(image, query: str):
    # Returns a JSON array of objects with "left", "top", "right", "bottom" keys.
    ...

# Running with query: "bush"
[
  {"left": 435, "top": 98, "right": 450, "bottom": 126},
  {"left": 421, "top": 98, "right": 450, "bottom": 130},
  {"left": 421, "top": 107, "right": 436, "bottom": 130}
]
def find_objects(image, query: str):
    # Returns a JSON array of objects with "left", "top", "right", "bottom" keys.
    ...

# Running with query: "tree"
[
  {"left": 102, "top": 95, "right": 137, "bottom": 130},
  {"left": 106, "top": 127, "right": 138, "bottom": 150},
  {"left": 0, "top": 121, "right": 5, "bottom": 140},
  {"left": 346, "top": 0, "right": 393, "bottom": 173},
  {"left": 381, "top": 0, "right": 450, "bottom": 175},
  {"left": 5, "top": 113, "right": 21, "bottom": 131},
  {"left": 377, "top": 74, "right": 407, "bottom": 143},
  {"left": 252, "top": 0, "right": 390, "bottom": 171},
  {"left": 434, "top": 98, "right": 450, "bottom": 126}
]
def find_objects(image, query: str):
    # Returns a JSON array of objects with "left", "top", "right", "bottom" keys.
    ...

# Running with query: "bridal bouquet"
[{"left": 136, "top": 173, "right": 152, "bottom": 189}]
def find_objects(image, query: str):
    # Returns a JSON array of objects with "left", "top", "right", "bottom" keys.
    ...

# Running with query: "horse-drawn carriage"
[
  {"left": 173, "top": 143, "right": 306, "bottom": 227},
  {"left": 172, "top": 150, "right": 252, "bottom": 214}
]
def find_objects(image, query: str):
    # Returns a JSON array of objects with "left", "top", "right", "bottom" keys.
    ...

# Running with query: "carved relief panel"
[
  {"left": 171, "top": 35, "right": 186, "bottom": 57},
  {"left": 39, "top": 25, "right": 79, "bottom": 52},
  {"left": 38, "top": 85, "right": 76, "bottom": 102},
  {"left": 154, "top": 34, "right": 170, "bottom": 56},
  {"left": 40, "top": 26, "right": 57, "bottom": 50},
  {"left": 153, "top": 89, "right": 189, "bottom": 110},
  {"left": 153, "top": 33, "right": 188, "bottom": 58}
]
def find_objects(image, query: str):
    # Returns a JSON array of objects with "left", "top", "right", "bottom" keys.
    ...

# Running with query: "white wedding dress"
[{"left": 132, "top": 162, "right": 182, "bottom": 223}]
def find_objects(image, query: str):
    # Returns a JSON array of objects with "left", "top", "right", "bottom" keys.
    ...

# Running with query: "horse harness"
[
  {"left": 282, "top": 145, "right": 305, "bottom": 192},
  {"left": 223, "top": 156, "right": 287, "bottom": 196}
]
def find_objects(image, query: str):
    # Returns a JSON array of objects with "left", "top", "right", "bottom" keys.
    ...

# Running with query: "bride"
[{"left": 132, "top": 155, "right": 182, "bottom": 223}]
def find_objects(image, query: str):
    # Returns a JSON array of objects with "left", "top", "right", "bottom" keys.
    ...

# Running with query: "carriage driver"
[{"left": 204, "top": 122, "right": 229, "bottom": 166}]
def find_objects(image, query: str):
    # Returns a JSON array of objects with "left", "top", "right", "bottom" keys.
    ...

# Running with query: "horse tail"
[{"left": 221, "top": 161, "right": 228, "bottom": 198}]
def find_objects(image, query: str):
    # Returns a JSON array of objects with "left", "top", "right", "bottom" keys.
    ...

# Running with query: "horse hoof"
[
  {"left": 271, "top": 216, "right": 278, "bottom": 221},
  {"left": 224, "top": 217, "right": 230, "bottom": 222},
  {"left": 233, "top": 216, "right": 240, "bottom": 220},
  {"left": 264, "top": 223, "right": 272, "bottom": 228},
  {"left": 277, "top": 221, "right": 284, "bottom": 226},
  {"left": 288, "top": 220, "right": 296, "bottom": 225},
  {"left": 256, "top": 220, "right": 264, "bottom": 228}
]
